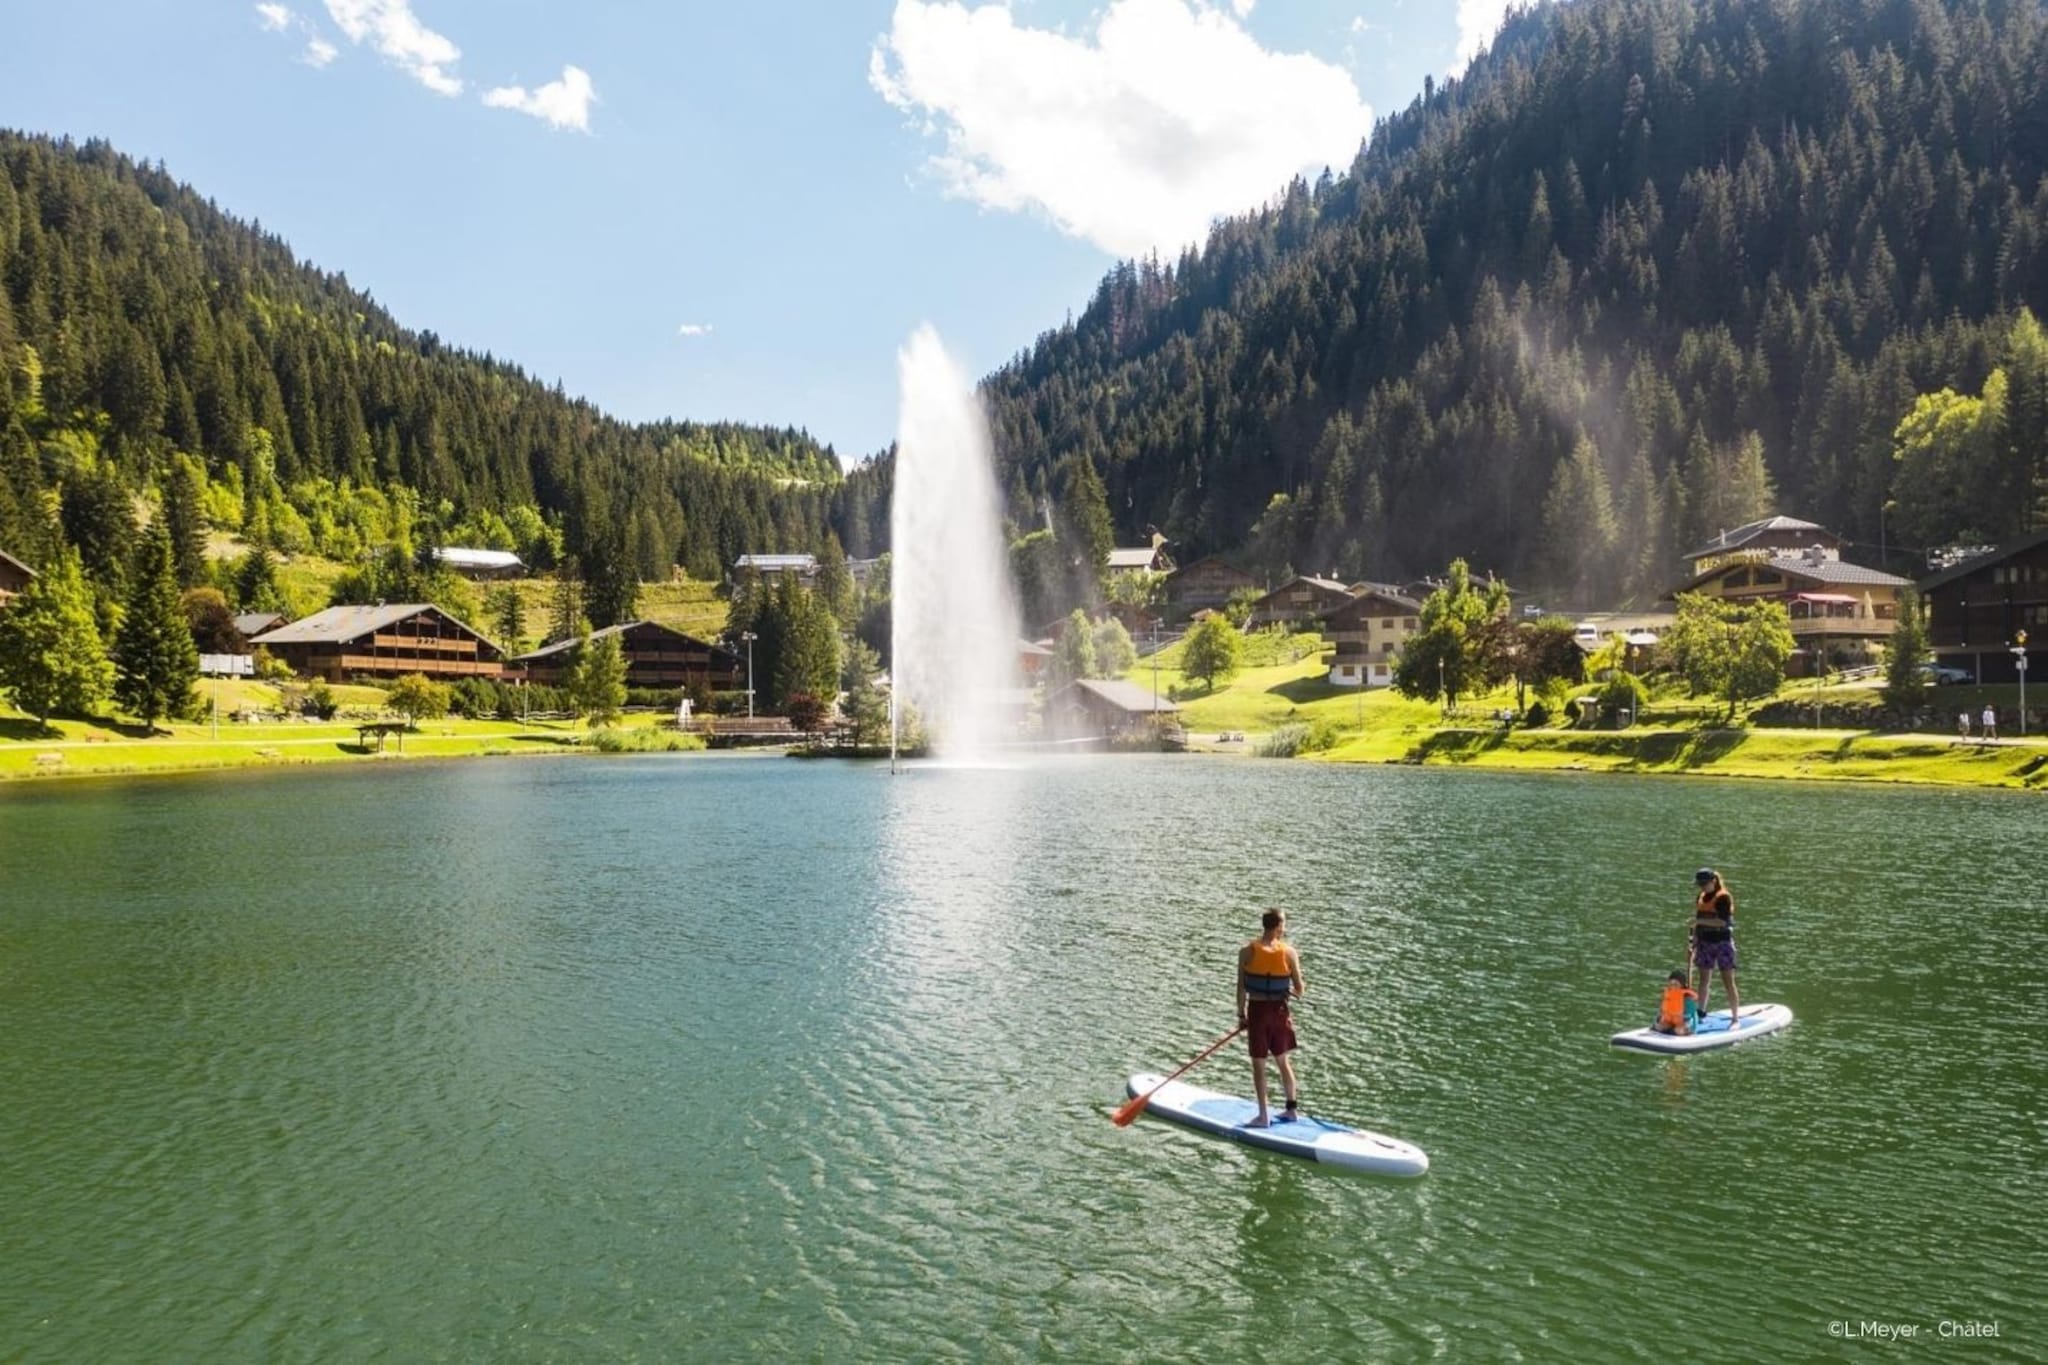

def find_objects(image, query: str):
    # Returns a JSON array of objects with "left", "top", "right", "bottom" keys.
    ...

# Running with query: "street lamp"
[
  {"left": 2016, "top": 629, "right": 2030, "bottom": 738},
  {"left": 1438, "top": 655, "right": 1447, "bottom": 717},
  {"left": 740, "top": 631, "right": 757, "bottom": 718}
]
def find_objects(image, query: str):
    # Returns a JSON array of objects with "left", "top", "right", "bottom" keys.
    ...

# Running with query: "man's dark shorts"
[
  {"left": 1693, "top": 938, "right": 1738, "bottom": 972},
  {"left": 1246, "top": 1000, "right": 1297, "bottom": 1059}
]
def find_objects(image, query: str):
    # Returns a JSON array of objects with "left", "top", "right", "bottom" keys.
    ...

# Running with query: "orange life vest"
[
  {"left": 1242, "top": 939, "right": 1293, "bottom": 1001},
  {"left": 1660, "top": 982, "right": 1697, "bottom": 1029}
]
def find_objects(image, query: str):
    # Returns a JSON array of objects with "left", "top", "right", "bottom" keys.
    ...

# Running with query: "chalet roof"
[
  {"left": 510, "top": 620, "right": 736, "bottom": 665},
  {"left": 1107, "top": 546, "right": 1163, "bottom": 570},
  {"left": 0, "top": 547, "right": 38, "bottom": 580},
  {"left": 1054, "top": 678, "right": 1180, "bottom": 715},
  {"left": 1164, "top": 554, "right": 1251, "bottom": 579},
  {"left": 1329, "top": 586, "right": 1424, "bottom": 615},
  {"left": 1917, "top": 527, "right": 2048, "bottom": 592},
  {"left": 433, "top": 546, "right": 524, "bottom": 571},
  {"left": 232, "top": 612, "right": 287, "bottom": 638},
  {"left": 1017, "top": 639, "right": 1054, "bottom": 658},
  {"left": 735, "top": 553, "right": 817, "bottom": 573},
  {"left": 1674, "top": 553, "right": 1909, "bottom": 596},
  {"left": 1252, "top": 575, "right": 1351, "bottom": 604},
  {"left": 251, "top": 603, "right": 498, "bottom": 648},
  {"left": 1684, "top": 515, "right": 1834, "bottom": 561}
]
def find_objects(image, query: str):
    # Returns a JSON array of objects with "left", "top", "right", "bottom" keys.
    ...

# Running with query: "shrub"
[
  {"left": 1256, "top": 723, "right": 1311, "bottom": 757},
  {"left": 301, "top": 679, "right": 339, "bottom": 720},
  {"left": 1597, "top": 671, "right": 1650, "bottom": 727},
  {"left": 1524, "top": 699, "right": 1551, "bottom": 728},
  {"left": 586, "top": 727, "right": 707, "bottom": 753}
]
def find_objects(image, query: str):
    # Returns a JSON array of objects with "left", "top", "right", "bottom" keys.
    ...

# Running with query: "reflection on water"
[{"left": 0, "top": 756, "right": 2043, "bottom": 1357}]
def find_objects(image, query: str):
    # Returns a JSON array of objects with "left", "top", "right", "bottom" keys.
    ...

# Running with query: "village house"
[
  {"left": 251, "top": 604, "right": 506, "bottom": 682},
  {"left": 1106, "top": 530, "right": 1174, "bottom": 574},
  {"left": 233, "top": 611, "right": 288, "bottom": 641},
  {"left": 1161, "top": 554, "right": 1257, "bottom": 619},
  {"left": 1017, "top": 638, "right": 1054, "bottom": 679},
  {"left": 1684, "top": 515, "right": 1842, "bottom": 576},
  {"left": 0, "top": 547, "right": 37, "bottom": 609},
  {"left": 1322, "top": 588, "right": 1424, "bottom": 688},
  {"left": 511, "top": 621, "right": 742, "bottom": 692},
  {"left": 432, "top": 547, "right": 526, "bottom": 580},
  {"left": 1667, "top": 542, "right": 1909, "bottom": 673},
  {"left": 1917, "top": 528, "right": 2048, "bottom": 683},
  {"left": 733, "top": 553, "right": 818, "bottom": 586},
  {"left": 1244, "top": 575, "right": 1353, "bottom": 631},
  {"left": 1044, "top": 677, "right": 1179, "bottom": 742}
]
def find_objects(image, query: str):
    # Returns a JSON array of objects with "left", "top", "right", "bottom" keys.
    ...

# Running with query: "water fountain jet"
[{"left": 890, "top": 326, "right": 1023, "bottom": 764}]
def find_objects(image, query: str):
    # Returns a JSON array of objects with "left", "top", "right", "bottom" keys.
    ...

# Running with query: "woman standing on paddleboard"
[
  {"left": 1237, "top": 909, "right": 1306, "bottom": 1128},
  {"left": 1691, "top": 869, "right": 1740, "bottom": 1024}
]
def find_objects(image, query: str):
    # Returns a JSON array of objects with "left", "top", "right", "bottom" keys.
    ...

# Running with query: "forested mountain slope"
[
  {"left": 984, "top": 0, "right": 2048, "bottom": 605},
  {"left": 0, "top": 132, "right": 867, "bottom": 591}
]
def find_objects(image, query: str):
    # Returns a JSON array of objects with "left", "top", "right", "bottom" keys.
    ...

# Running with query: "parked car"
[{"left": 1916, "top": 663, "right": 1972, "bottom": 685}]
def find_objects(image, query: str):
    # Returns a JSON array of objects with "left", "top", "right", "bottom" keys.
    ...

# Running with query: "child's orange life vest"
[{"left": 1659, "top": 982, "right": 1696, "bottom": 1029}]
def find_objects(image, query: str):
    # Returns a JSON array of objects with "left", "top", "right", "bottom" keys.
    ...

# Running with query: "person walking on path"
[
  {"left": 1237, "top": 909, "right": 1305, "bottom": 1129},
  {"left": 1959, "top": 709, "right": 1972, "bottom": 739},
  {"left": 1982, "top": 704, "right": 1998, "bottom": 741},
  {"left": 1690, "top": 869, "right": 1740, "bottom": 1025}
]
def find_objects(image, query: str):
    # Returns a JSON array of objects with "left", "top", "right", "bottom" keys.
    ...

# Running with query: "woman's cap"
[{"left": 1694, "top": 868, "right": 1717, "bottom": 885}]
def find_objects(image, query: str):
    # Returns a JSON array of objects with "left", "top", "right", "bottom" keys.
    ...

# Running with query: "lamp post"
[
  {"left": 2016, "top": 629, "right": 2030, "bottom": 738},
  {"left": 741, "top": 631, "right": 757, "bottom": 718},
  {"left": 1438, "top": 655, "right": 1447, "bottom": 718}
]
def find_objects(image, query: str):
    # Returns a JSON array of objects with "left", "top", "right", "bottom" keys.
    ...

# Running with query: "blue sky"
[{"left": 1, "top": 1, "right": 1509, "bottom": 462}]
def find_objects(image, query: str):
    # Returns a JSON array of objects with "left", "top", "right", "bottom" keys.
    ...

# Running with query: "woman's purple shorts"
[{"left": 1693, "top": 938, "right": 1738, "bottom": 972}]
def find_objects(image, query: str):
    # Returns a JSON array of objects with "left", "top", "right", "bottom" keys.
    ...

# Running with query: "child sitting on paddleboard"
[{"left": 1652, "top": 970, "right": 1699, "bottom": 1036}]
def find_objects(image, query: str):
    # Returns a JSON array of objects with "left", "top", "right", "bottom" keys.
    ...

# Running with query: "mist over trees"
[{"left": 977, "top": 0, "right": 2048, "bottom": 606}]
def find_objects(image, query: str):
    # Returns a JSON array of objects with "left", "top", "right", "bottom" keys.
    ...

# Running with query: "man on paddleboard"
[
  {"left": 1237, "top": 908, "right": 1306, "bottom": 1128},
  {"left": 1690, "top": 869, "right": 1740, "bottom": 1024}
]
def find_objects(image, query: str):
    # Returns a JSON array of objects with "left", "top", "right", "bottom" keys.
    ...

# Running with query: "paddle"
[{"left": 1112, "top": 1023, "right": 1246, "bottom": 1127}]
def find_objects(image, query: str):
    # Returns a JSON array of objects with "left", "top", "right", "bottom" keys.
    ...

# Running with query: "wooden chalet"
[
  {"left": 733, "top": 553, "right": 818, "bottom": 585},
  {"left": 1106, "top": 530, "right": 1174, "bottom": 574},
  {"left": 0, "top": 547, "right": 37, "bottom": 609},
  {"left": 1667, "top": 544, "right": 1909, "bottom": 673},
  {"left": 1684, "top": 515, "right": 1842, "bottom": 576},
  {"left": 1244, "top": 575, "right": 1353, "bottom": 630},
  {"left": 1917, "top": 529, "right": 2048, "bottom": 683},
  {"left": 1323, "top": 588, "right": 1424, "bottom": 688},
  {"left": 250, "top": 604, "right": 505, "bottom": 681},
  {"left": 233, "top": 611, "right": 288, "bottom": 640},
  {"left": 433, "top": 547, "right": 526, "bottom": 580},
  {"left": 511, "top": 621, "right": 742, "bottom": 691},
  {"left": 1045, "top": 678, "right": 1178, "bottom": 741},
  {"left": 1162, "top": 555, "right": 1256, "bottom": 618}
]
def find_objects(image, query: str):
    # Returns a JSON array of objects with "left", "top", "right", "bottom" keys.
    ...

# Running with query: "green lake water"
[{"left": 1, "top": 756, "right": 2042, "bottom": 1360}]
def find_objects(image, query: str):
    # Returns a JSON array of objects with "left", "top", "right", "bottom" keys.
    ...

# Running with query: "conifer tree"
[
  {"left": 568, "top": 630, "right": 627, "bottom": 728},
  {"left": 0, "top": 547, "right": 114, "bottom": 729},
  {"left": 163, "top": 456, "right": 209, "bottom": 588},
  {"left": 113, "top": 520, "right": 200, "bottom": 731}
]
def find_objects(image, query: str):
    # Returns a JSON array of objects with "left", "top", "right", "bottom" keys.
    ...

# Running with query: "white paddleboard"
[
  {"left": 1123, "top": 1072, "right": 1429, "bottom": 1177},
  {"left": 1609, "top": 1003, "right": 1794, "bottom": 1054}
]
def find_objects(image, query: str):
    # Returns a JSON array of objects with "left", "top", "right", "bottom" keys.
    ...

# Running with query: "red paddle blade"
[{"left": 1110, "top": 1093, "right": 1149, "bottom": 1127}]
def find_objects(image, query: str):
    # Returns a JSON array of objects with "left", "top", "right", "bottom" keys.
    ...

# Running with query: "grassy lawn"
[
  {"left": 1322, "top": 724, "right": 2048, "bottom": 790},
  {"left": 1120, "top": 628, "right": 2047, "bottom": 790},
  {"left": 0, "top": 699, "right": 680, "bottom": 782},
  {"left": 482, "top": 576, "right": 729, "bottom": 650}
]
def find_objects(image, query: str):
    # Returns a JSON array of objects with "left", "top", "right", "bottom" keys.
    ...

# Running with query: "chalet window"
[
  {"left": 1752, "top": 571, "right": 1783, "bottom": 587},
  {"left": 1404, "top": 618, "right": 1417, "bottom": 630},
  {"left": 1382, "top": 618, "right": 1395, "bottom": 629},
  {"left": 1722, "top": 570, "right": 1749, "bottom": 589}
]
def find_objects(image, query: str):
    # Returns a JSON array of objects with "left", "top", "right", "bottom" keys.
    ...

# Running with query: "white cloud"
[
  {"left": 871, "top": 0, "right": 1372, "bottom": 258},
  {"left": 1453, "top": 0, "right": 1511, "bottom": 71},
  {"left": 482, "top": 65, "right": 597, "bottom": 132},
  {"left": 676, "top": 323, "right": 714, "bottom": 338},
  {"left": 323, "top": 0, "right": 464, "bottom": 96},
  {"left": 256, "top": 3, "right": 293, "bottom": 32},
  {"left": 303, "top": 37, "right": 338, "bottom": 67},
  {"left": 1230, "top": 0, "right": 1255, "bottom": 15}
]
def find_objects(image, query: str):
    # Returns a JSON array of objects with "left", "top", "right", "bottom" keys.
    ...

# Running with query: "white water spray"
[{"left": 890, "top": 326, "right": 1022, "bottom": 762}]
